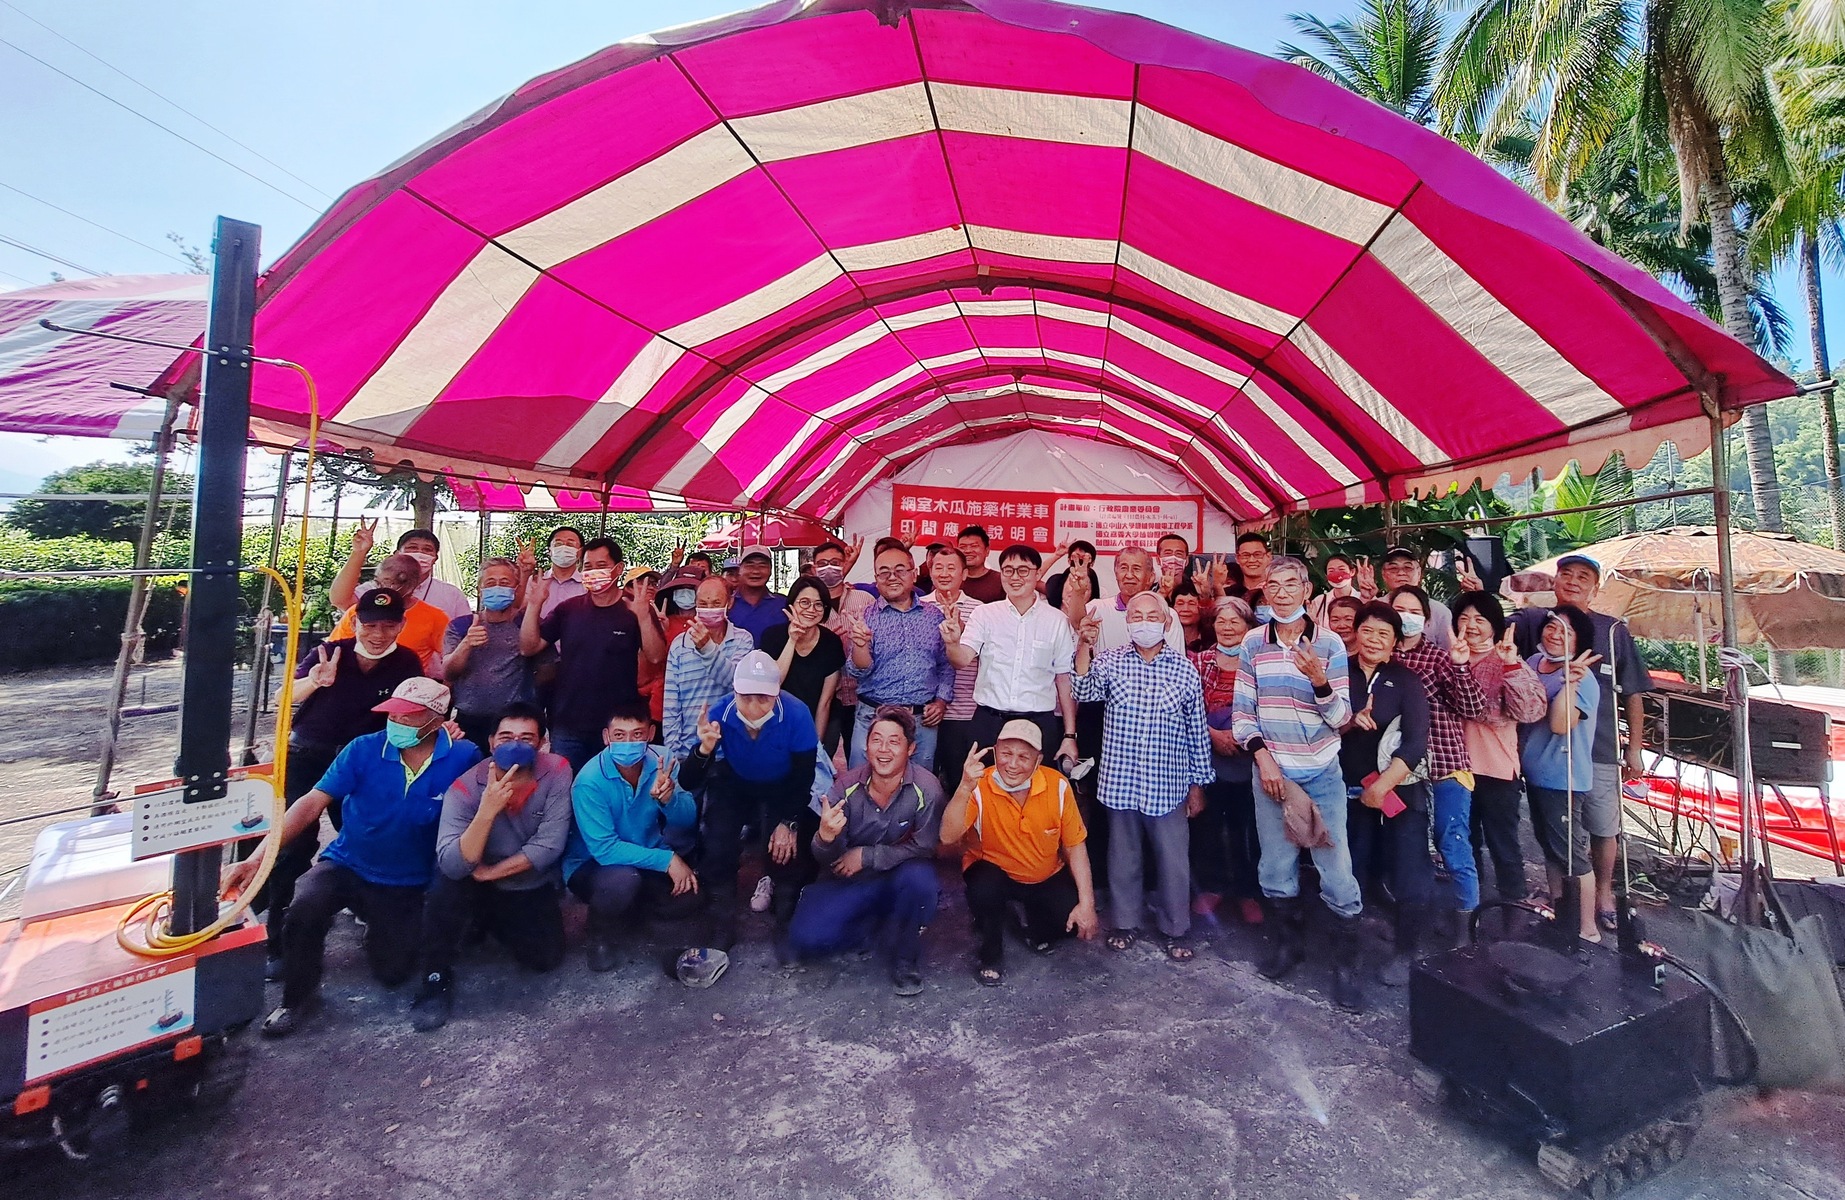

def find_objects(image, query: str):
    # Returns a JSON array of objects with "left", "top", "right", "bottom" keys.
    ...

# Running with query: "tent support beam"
[
  {"left": 1705, "top": 394, "right": 1764, "bottom": 926},
  {"left": 90, "top": 390, "right": 184, "bottom": 814},
  {"left": 239, "top": 453, "right": 292, "bottom": 766}
]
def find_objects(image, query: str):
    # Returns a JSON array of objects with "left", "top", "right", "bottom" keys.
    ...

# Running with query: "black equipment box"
[
  {"left": 1409, "top": 942, "right": 1710, "bottom": 1148},
  {"left": 1644, "top": 687, "right": 1833, "bottom": 789}
]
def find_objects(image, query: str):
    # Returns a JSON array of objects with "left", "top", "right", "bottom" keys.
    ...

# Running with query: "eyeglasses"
[
  {"left": 998, "top": 565, "right": 1036, "bottom": 577},
  {"left": 493, "top": 733, "right": 540, "bottom": 746},
  {"left": 874, "top": 566, "right": 914, "bottom": 580},
  {"left": 791, "top": 597, "right": 826, "bottom": 611}
]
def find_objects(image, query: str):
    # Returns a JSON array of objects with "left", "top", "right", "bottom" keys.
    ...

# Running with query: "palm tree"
[
  {"left": 1278, "top": 0, "right": 1446, "bottom": 122},
  {"left": 1438, "top": 0, "right": 1795, "bottom": 533},
  {"left": 1753, "top": 29, "right": 1845, "bottom": 547}
]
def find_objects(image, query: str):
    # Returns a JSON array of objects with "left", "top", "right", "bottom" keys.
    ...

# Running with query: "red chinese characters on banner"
[{"left": 890, "top": 485, "right": 1203, "bottom": 554}]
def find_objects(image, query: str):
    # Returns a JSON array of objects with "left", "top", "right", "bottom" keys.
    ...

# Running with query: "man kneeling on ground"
[
  {"left": 227, "top": 678, "right": 482, "bottom": 1037},
  {"left": 409, "top": 702, "right": 573, "bottom": 1031},
  {"left": 564, "top": 702, "right": 701, "bottom": 973},
  {"left": 938, "top": 722, "right": 1099, "bottom": 986},
  {"left": 785, "top": 705, "right": 944, "bottom": 995}
]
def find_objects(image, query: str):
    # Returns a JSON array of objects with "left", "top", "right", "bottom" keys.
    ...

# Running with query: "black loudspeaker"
[
  {"left": 1464, "top": 535, "right": 1512, "bottom": 595},
  {"left": 1648, "top": 690, "right": 1833, "bottom": 789},
  {"left": 1409, "top": 938, "right": 1711, "bottom": 1191}
]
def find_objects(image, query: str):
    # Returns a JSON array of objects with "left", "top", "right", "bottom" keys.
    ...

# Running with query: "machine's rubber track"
[{"left": 1533, "top": 1106, "right": 1700, "bottom": 1197}]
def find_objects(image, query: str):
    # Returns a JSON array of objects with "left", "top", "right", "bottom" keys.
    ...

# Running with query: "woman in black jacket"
[{"left": 1341, "top": 600, "right": 1433, "bottom": 986}]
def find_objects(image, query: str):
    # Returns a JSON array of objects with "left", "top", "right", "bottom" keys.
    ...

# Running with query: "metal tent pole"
[
  {"left": 170, "top": 216, "right": 260, "bottom": 937},
  {"left": 90, "top": 390, "right": 184, "bottom": 813},
  {"left": 239, "top": 452, "right": 291, "bottom": 766},
  {"left": 1708, "top": 396, "right": 1764, "bottom": 925}
]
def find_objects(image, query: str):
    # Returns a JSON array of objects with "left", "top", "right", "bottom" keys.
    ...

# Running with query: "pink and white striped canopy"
[
  {"left": 175, "top": 0, "right": 1792, "bottom": 522},
  {"left": 2, "top": 274, "right": 204, "bottom": 440}
]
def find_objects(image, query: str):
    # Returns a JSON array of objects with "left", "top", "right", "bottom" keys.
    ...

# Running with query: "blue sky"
[{"left": 0, "top": 0, "right": 1833, "bottom": 494}]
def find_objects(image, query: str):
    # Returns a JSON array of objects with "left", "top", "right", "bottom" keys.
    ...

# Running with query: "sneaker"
[
  {"left": 260, "top": 993, "right": 321, "bottom": 1038},
  {"left": 749, "top": 876, "right": 774, "bottom": 913},
  {"left": 409, "top": 971, "right": 454, "bottom": 1032}
]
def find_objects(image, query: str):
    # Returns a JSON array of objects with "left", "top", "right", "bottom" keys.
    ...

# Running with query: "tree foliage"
[{"left": 6, "top": 460, "right": 193, "bottom": 542}]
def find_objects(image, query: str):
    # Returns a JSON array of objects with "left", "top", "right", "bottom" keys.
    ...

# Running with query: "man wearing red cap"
[{"left": 226, "top": 676, "right": 481, "bottom": 1037}]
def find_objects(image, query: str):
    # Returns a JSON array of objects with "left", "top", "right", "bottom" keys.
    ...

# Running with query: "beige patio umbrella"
[{"left": 1518, "top": 526, "right": 1845, "bottom": 651}]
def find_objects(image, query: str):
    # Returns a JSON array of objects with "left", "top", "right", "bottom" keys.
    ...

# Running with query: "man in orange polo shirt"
[
  {"left": 327, "top": 554, "right": 451, "bottom": 675},
  {"left": 939, "top": 720, "right": 1099, "bottom": 986}
]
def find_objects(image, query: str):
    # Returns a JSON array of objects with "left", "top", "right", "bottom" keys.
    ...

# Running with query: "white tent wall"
[{"left": 838, "top": 429, "right": 1239, "bottom": 584}]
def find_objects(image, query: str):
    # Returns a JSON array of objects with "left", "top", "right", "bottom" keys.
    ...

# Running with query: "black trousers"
[
  {"left": 1470, "top": 774, "right": 1529, "bottom": 900},
  {"left": 934, "top": 717, "right": 974, "bottom": 786},
  {"left": 1346, "top": 793, "right": 1435, "bottom": 908},
  {"left": 455, "top": 710, "right": 501, "bottom": 759},
  {"left": 700, "top": 763, "right": 819, "bottom": 913},
  {"left": 567, "top": 861, "right": 703, "bottom": 938},
  {"left": 968, "top": 705, "right": 1062, "bottom": 760},
  {"left": 1073, "top": 701, "right": 1109, "bottom": 890},
  {"left": 281, "top": 861, "right": 423, "bottom": 1006},
  {"left": 963, "top": 860, "right": 1080, "bottom": 968},
  {"left": 419, "top": 872, "right": 565, "bottom": 976},
  {"left": 822, "top": 701, "right": 856, "bottom": 760},
  {"left": 258, "top": 737, "right": 343, "bottom": 956},
  {"left": 1195, "top": 775, "right": 1260, "bottom": 900}
]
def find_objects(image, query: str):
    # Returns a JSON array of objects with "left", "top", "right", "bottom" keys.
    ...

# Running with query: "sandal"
[
  {"left": 974, "top": 964, "right": 1004, "bottom": 987},
  {"left": 1028, "top": 938, "right": 1055, "bottom": 955},
  {"left": 1105, "top": 929, "right": 1137, "bottom": 952},
  {"left": 1596, "top": 909, "right": 1619, "bottom": 933},
  {"left": 1163, "top": 937, "right": 1194, "bottom": 962}
]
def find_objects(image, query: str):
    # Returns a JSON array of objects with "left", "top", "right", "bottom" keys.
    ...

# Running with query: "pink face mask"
[
  {"left": 579, "top": 568, "right": 616, "bottom": 593},
  {"left": 695, "top": 607, "right": 728, "bottom": 627}
]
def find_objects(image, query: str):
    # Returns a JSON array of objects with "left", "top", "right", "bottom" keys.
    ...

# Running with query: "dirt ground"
[{"left": 3, "top": 658, "right": 1844, "bottom": 1199}]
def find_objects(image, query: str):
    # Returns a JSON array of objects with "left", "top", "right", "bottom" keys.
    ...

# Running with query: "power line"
[
  {"left": 0, "top": 180, "right": 191, "bottom": 267},
  {"left": 0, "top": 0, "right": 334, "bottom": 202},
  {"left": 0, "top": 36, "right": 321, "bottom": 212},
  {"left": 0, "top": 232, "right": 104, "bottom": 276}
]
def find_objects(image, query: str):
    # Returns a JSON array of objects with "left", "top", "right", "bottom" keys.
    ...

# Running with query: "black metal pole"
[{"left": 170, "top": 216, "right": 260, "bottom": 936}]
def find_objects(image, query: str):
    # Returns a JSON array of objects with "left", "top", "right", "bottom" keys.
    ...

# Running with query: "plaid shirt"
[
  {"left": 1393, "top": 638, "right": 1488, "bottom": 780},
  {"left": 1072, "top": 644, "right": 1213, "bottom": 815},
  {"left": 662, "top": 624, "right": 755, "bottom": 758}
]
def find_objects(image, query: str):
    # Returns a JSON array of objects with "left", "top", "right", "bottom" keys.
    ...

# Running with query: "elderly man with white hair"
[
  {"left": 1230, "top": 555, "right": 1365, "bottom": 1011},
  {"left": 1073, "top": 589, "right": 1214, "bottom": 961}
]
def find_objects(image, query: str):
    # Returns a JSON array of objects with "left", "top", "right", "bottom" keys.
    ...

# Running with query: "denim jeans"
[
  {"left": 1431, "top": 775, "right": 1480, "bottom": 911},
  {"left": 786, "top": 859, "right": 940, "bottom": 968},
  {"left": 549, "top": 730, "right": 604, "bottom": 777},
  {"left": 848, "top": 702, "right": 938, "bottom": 772},
  {"left": 1250, "top": 762, "right": 1362, "bottom": 918}
]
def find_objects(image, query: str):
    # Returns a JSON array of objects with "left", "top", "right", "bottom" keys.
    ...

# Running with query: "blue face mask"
[
  {"left": 1398, "top": 611, "right": 1426, "bottom": 639},
  {"left": 1254, "top": 605, "right": 1274, "bottom": 624},
  {"left": 605, "top": 741, "right": 649, "bottom": 766},
  {"left": 493, "top": 741, "right": 537, "bottom": 772},
  {"left": 481, "top": 585, "right": 517, "bottom": 611},
  {"left": 385, "top": 718, "right": 430, "bottom": 750}
]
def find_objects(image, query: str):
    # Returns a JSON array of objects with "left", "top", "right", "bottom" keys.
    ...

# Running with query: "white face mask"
[
  {"left": 1267, "top": 605, "right": 1305, "bottom": 624},
  {"left": 352, "top": 637, "right": 399, "bottom": 660},
  {"left": 739, "top": 707, "right": 774, "bottom": 732},
  {"left": 994, "top": 770, "right": 1033, "bottom": 794},
  {"left": 1127, "top": 621, "right": 1166, "bottom": 648},
  {"left": 1398, "top": 611, "right": 1426, "bottom": 639},
  {"left": 405, "top": 550, "right": 437, "bottom": 575},
  {"left": 550, "top": 544, "right": 579, "bottom": 569}
]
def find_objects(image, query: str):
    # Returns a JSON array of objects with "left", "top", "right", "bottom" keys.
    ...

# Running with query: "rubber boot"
[
  {"left": 1330, "top": 913, "right": 1367, "bottom": 1012},
  {"left": 1449, "top": 907, "right": 1475, "bottom": 951},
  {"left": 1377, "top": 903, "right": 1424, "bottom": 987},
  {"left": 1256, "top": 897, "right": 1306, "bottom": 981}
]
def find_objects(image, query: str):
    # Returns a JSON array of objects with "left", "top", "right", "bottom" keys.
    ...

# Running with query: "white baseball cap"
[
  {"left": 372, "top": 676, "right": 451, "bottom": 717},
  {"left": 996, "top": 718, "right": 1043, "bottom": 751},
  {"left": 739, "top": 544, "right": 773, "bottom": 563},
  {"left": 732, "top": 649, "right": 783, "bottom": 697}
]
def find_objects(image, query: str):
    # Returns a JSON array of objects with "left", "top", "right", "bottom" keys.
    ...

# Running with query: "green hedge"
[{"left": 0, "top": 580, "right": 188, "bottom": 673}]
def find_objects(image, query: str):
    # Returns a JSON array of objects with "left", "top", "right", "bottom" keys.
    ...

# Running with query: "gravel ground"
[{"left": 2, "top": 658, "right": 1842, "bottom": 1198}]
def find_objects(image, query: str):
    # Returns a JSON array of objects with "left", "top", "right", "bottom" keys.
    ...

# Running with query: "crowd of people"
[{"left": 226, "top": 521, "right": 1650, "bottom": 1036}]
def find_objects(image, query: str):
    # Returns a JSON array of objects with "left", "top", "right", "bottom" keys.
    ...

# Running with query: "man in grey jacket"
[
  {"left": 785, "top": 705, "right": 944, "bottom": 995},
  {"left": 410, "top": 702, "right": 574, "bottom": 1031}
]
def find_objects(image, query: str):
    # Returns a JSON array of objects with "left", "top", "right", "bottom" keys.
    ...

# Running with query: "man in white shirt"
[
  {"left": 537, "top": 526, "right": 588, "bottom": 619},
  {"left": 333, "top": 522, "right": 473, "bottom": 623},
  {"left": 941, "top": 543, "right": 1078, "bottom": 766},
  {"left": 925, "top": 544, "right": 982, "bottom": 780}
]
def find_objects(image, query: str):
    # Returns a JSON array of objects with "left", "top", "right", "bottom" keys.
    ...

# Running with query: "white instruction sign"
[
  {"left": 1052, "top": 496, "right": 1204, "bottom": 554},
  {"left": 132, "top": 775, "right": 274, "bottom": 860},
  {"left": 26, "top": 960, "right": 196, "bottom": 1082}
]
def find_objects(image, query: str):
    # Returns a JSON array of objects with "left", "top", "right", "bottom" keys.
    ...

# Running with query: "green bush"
[{"left": 0, "top": 579, "right": 188, "bottom": 672}]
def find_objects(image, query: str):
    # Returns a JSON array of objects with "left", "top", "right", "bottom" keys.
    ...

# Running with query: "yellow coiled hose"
[{"left": 118, "top": 361, "right": 321, "bottom": 956}]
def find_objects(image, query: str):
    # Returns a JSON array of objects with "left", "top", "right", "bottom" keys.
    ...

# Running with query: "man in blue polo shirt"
[
  {"left": 679, "top": 650, "right": 818, "bottom": 949},
  {"left": 226, "top": 677, "right": 482, "bottom": 1037},
  {"left": 726, "top": 545, "right": 788, "bottom": 644}
]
